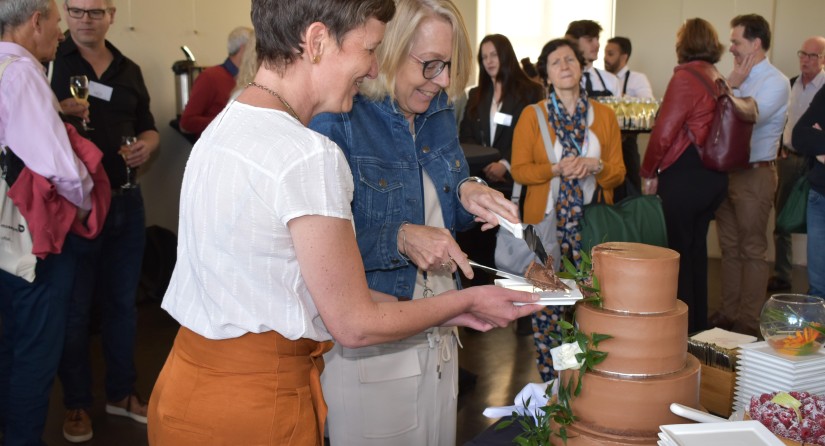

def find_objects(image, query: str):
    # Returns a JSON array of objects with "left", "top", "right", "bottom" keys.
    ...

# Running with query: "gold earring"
[{"left": 312, "top": 55, "right": 321, "bottom": 64}]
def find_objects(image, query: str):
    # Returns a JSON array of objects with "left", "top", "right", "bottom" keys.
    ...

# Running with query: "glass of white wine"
[
  {"left": 120, "top": 136, "right": 138, "bottom": 189},
  {"left": 69, "top": 75, "right": 93, "bottom": 131}
]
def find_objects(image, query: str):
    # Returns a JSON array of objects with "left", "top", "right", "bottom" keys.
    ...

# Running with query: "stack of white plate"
[
  {"left": 657, "top": 420, "right": 784, "bottom": 445},
  {"left": 733, "top": 341, "right": 825, "bottom": 413}
]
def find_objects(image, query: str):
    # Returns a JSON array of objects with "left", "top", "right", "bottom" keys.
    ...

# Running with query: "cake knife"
[{"left": 468, "top": 260, "right": 530, "bottom": 283}]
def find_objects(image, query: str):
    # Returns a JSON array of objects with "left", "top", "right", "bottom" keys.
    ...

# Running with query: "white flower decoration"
[{"left": 550, "top": 342, "right": 584, "bottom": 371}]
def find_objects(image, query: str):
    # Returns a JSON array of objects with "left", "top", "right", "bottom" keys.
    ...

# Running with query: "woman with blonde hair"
[
  {"left": 642, "top": 18, "right": 728, "bottom": 333},
  {"left": 148, "top": 1, "right": 539, "bottom": 445},
  {"left": 310, "top": 0, "right": 523, "bottom": 444}
]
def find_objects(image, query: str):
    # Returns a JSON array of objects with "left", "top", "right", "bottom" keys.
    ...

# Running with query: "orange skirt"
[{"left": 147, "top": 327, "right": 332, "bottom": 445}]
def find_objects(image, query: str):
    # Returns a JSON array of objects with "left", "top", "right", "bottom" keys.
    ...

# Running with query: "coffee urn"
[{"left": 172, "top": 46, "right": 203, "bottom": 117}]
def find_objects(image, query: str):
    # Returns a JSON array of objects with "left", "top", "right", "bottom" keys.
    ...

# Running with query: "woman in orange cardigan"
[{"left": 511, "top": 38, "right": 624, "bottom": 381}]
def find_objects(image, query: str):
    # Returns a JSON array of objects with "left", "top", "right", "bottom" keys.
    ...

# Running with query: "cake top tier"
[{"left": 592, "top": 242, "right": 680, "bottom": 313}]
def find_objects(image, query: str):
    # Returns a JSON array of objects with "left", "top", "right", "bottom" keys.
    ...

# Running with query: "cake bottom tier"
[{"left": 558, "top": 354, "right": 702, "bottom": 443}]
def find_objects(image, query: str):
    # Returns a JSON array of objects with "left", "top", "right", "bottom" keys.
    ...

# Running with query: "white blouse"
[{"left": 162, "top": 101, "right": 354, "bottom": 341}]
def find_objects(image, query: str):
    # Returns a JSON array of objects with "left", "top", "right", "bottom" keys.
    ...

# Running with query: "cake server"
[
  {"left": 524, "top": 225, "right": 549, "bottom": 265},
  {"left": 490, "top": 211, "right": 523, "bottom": 239},
  {"left": 490, "top": 210, "right": 547, "bottom": 265},
  {"left": 669, "top": 403, "right": 729, "bottom": 423}
]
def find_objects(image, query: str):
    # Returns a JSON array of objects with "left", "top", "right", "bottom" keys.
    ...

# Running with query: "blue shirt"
[
  {"left": 310, "top": 93, "right": 474, "bottom": 299},
  {"left": 733, "top": 58, "right": 790, "bottom": 162}
]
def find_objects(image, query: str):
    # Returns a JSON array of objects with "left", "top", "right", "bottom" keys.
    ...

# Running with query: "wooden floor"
[{"left": 41, "top": 259, "right": 810, "bottom": 445}]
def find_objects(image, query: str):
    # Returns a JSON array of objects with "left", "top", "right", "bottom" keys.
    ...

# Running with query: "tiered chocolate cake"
[{"left": 557, "top": 242, "right": 701, "bottom": 445}]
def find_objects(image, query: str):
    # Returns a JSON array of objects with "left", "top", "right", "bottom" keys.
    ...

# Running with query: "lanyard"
[{"left": 549, "top": 92, "right": 589, "bottom": 157}]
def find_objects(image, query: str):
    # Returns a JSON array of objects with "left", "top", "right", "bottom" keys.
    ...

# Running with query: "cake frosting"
[{"left": 553, "top": 242, "right": 701, "bottom": 445}]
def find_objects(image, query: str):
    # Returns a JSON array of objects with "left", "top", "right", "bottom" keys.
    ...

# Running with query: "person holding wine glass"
[{"left": 50, "top": 0, "right": 159, "bottom": 442}]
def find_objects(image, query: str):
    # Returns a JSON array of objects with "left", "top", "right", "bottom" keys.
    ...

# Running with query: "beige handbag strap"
[{"left": 0, "top": 57, "right": 20, "bottom": 154}]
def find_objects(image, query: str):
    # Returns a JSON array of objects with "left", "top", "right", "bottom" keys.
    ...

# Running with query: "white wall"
[
  {"left": 103, "top": 0, "right": 816, "bottom": 264},
  {"left": 100, "top": 0, "right": 252, "bottom": 232}
]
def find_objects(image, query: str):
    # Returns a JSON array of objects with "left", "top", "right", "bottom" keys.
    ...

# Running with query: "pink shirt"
[{"left": 0, "top": 42, "right": 92, "bottom": 210}]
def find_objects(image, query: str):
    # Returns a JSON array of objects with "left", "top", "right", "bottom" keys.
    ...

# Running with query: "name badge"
[
  {"left": 89, "top": 81, "right": 113, "bottom": 102},
  {"left": 493, "top": 112, "right": 513, "bottom": 127}
]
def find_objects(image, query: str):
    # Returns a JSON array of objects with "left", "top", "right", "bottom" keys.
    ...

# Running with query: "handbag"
[
  {"left": 684, "top": 68, "right": 758, "bottom": 172},
  {"left": 580, "top": 192, "right": 668, "bottom": 254},
  {"left": 1, "top": 149, "right": 36, "bottom": 282},
  {"left": 776, "top": 175, "right": 810, "bottom": 234}
]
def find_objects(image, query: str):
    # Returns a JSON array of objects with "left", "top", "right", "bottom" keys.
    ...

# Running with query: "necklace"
[{"left": 248, "top": 81, "right": 301, "bottom": 121}]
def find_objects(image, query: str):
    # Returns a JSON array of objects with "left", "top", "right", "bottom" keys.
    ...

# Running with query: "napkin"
[
  {"left": 482, "top": 381, "right": 558, "bottom": 423},
  {"left": 690, "top": 327, "right": 757, "bottom": 350}
]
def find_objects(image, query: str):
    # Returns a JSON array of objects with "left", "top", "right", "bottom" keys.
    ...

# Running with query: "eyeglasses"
[
  {"left": 797, "top": 50, "right": 824, "bottom": 60},
  {"left": 408, "top": 53, "right": 451, "bottom": 80},
  {"left": 66, "top": 7, "right": 110, "bottom": 20}
]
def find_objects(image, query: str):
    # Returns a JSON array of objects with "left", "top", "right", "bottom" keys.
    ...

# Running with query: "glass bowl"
[{"left": 760, "top": 294, "right": 825, "bottom": 356}]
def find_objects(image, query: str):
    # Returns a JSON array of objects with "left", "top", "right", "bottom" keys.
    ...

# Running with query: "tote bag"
[
  {"left": 580, "top": 193, "right": 668, "bottom": 253},
  {"left": 776, "top": 175, "right": 810, "bottom": 234},
  {"left": 1, "top": 150, "right": 36, "bottom": 282}
]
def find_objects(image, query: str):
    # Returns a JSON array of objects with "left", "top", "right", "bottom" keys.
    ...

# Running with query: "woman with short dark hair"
[
  {"left": 512, "top": 38, "right": 625, "bottom": 381},
  {"left": 641, "top": 18, "right": 728, "bottom": 333}
]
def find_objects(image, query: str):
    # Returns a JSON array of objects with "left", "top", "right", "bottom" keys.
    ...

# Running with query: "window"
[{"left": 476, "top": 0, "right": 615, "bottom": 71}]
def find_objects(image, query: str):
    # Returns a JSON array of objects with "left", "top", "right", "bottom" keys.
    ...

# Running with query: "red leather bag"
[{"left": 685, "top": 68, "right": 759, "bottom": 172}]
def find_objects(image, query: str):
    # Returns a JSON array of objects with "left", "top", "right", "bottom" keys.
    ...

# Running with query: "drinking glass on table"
[
  {"left": 69, "top": 75, "right": 93, "bottom": 131},
  {"left": 120, "top": 136, "right": 138, "bottom": 189}
]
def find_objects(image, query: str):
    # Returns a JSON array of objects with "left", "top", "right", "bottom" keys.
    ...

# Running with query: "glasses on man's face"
[
  {"left": 409, "top": 53, "right": 451, "bottom": 80},
  {"left": 66, "top": 7, "right": 109, "bottom": 20},
  {"left": 797, "top": 50, "right": 824, "bottom": 60}
]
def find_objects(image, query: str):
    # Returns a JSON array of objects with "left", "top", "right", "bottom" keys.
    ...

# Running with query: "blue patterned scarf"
[{"left": 547, "top": 90, "right": 589, "bottom": 266}]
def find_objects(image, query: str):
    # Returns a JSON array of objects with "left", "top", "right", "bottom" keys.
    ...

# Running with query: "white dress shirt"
[
  {"left": 162, "top": 101, "right": 354, "bottom": 341},
  {"left": 783, "top": 70, "right": 825, "bottom": 150},
  {"left": 733, "top": 58, "right": 790, "bottom": 162},
  {"left": 615, "top": 66, "right": 654, "bottom": 98},
  {"left": 582, "top": 66, "right": 620, "bottom": 96}
]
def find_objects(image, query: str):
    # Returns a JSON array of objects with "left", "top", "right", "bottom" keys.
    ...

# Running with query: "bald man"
[{"left": 769, "top": 35, "right": 825, "bottom": 292}]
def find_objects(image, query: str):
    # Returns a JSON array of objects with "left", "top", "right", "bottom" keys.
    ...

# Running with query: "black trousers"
[{"left": 657, "top": 145, "right": 727, "bottom": 333}]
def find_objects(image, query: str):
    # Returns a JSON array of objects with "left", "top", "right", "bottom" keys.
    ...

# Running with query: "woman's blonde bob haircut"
[{"left": 359, "top": 0, "right": 472, "bottom": 103}]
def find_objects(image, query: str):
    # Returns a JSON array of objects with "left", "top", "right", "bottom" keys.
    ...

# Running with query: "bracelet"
[
  {"left": 456, "top": 176, "right": 487, "bottom": 200},
  {"left": 398, "top": 221, "right": 410, "bottom": 259},
  {"left": 591, "top": 159, "right": 603, "bottom": 174}
]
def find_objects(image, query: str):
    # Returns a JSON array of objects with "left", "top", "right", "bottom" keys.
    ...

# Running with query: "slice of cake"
[{"left": 524, "top": 257, "right": 569, "bottom": 291}]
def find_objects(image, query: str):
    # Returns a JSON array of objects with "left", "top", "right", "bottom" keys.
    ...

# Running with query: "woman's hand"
[
  {"left": 482, "top": 161, "right": 507, "bottom": 183},
  {"left": 398, "top": 224, "right": 473, "bottom": 278},
  {"left": 556, "top": 156, "right": 599, "bottom": 179},
  {"left": 445, "top": 285, "right": 542, "bottom": 330},
  {"left": 458, "top": 181, "right": 519, "bottom": 231},
  {"left": 642, "top": 177, "right": 658, "bottom": 195}
]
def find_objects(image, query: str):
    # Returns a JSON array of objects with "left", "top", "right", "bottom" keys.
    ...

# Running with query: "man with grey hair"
[
  {"left": 768, "top": 35, "right": 825, "bottom": 292},
  {"left": 0, "top": 0, "right": 94, "bottom": 444},
  {"left": 180, "top": 26, "right": 253, "bottom": 138}
]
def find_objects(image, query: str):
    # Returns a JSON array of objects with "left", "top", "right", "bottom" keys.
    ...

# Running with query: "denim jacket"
[{"left": 310, "top": 92, "right": 474, "bottom": 299}]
